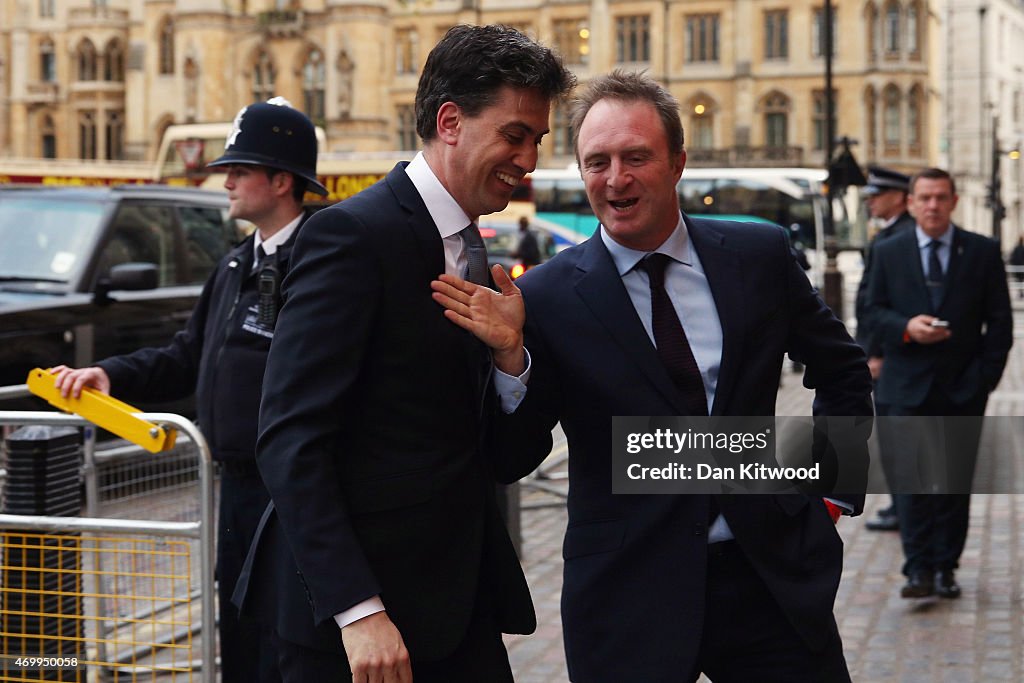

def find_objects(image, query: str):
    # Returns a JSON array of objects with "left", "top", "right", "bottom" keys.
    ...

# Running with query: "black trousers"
[
  {"left": 273, "top": 597, "right": 513, "bottom": 683},
  {"left": 888, "top": 389, "right": 987, "bottom": 576},
  {"left": 691, "top": 541, "right": 851, "bottom": 683},
  {"left": 217, "top": 467, "right": 281, "bottom": 683}
]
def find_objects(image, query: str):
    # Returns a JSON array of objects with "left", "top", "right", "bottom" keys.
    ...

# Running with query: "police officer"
[
  {"left": 855, "top": 165, "right": 915, "bottom": 532},
  {"left": 51, "top": 98, "right": 326, "bottom": 683}
]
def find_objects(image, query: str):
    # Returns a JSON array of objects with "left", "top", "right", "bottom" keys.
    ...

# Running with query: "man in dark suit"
[
  {"left": 232, "top": 26, "right": 574, "bottom": 683},
  {"left": 433, "top": 72, "right": 872, "bottom": 682},
  {"left": 856, "top": 165, "right": 916, "bottom": 532},
  {"left": 51, "top": 99, "right": 325, "bottom": 683},
  {"left": 865, "top": 167, "right": 1013, "bottom": 599}
]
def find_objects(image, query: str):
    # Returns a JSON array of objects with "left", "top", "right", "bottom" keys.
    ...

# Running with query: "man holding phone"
[{"left": 865, "top": 167, "right": 1013, "bottom": 600}]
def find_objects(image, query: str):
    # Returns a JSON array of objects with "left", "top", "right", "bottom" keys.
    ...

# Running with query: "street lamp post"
[
  {"left": 822, "top": 0, "right": 843, "bottom": 318},
  {"left": 988, "top": 114, "right": 1022, "bottom": 244}
]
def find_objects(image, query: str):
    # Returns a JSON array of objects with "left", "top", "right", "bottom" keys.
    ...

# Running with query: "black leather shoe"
[
  {"left": 865, "top": 511, "right": 900, "bottom": 531},
  {"left": 935, "top": 570, "right": 961, "bottom": 599},
  {"left": 901, "top": 571, "right": 935, "bottom": 598}
]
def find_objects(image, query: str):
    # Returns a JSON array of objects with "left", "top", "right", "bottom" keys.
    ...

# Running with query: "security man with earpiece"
[{"left": 51, "top": 98, "right": 326, "bottom": 683}]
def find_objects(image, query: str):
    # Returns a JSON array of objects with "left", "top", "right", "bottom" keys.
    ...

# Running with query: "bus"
[
  {"left": 0, "top": 157, "right": 156, "bottom": 187},
  {"left": 530, "top": 166, "right": 868, "bottom": 281}
]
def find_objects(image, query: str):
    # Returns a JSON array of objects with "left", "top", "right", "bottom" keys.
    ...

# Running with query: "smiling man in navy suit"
[{"left": 433, "top": 71, "right": 872, "bottom": 682}]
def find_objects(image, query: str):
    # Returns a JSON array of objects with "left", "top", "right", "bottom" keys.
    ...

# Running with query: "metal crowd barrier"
[{"left": 0, "top": 386, "right": 215, "bottom": 683}]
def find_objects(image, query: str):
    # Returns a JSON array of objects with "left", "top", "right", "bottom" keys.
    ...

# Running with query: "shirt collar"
[
  {"left": 600, "top": 214, "right": 691, "bottom": 277},
  {"left": 915, "top": 224, "right": 953, "bottom": 249},
  {"left": 405, "top": 152, "right": 472, "bottom": 238},
  {"left": 254, "top": 212, "right": 303, "bottom": 259}
]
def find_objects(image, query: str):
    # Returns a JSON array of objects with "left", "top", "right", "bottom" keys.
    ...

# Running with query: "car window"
[
  {"left": 480, "top": 227, "right": 518, "bottom": 257},
  {"left": 0, "top": 196, "right": 105, "bottom": 285},
  {"left": 99, "top": 204, "right": 178, "bottom": 286},
  {"left": 178, "top": 206, "right": 239, "bottom": 284}
]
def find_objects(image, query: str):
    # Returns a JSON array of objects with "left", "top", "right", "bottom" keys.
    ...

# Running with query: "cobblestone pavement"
[{"left": 507, "top": 304, "right": 1024, "bottom": 682}]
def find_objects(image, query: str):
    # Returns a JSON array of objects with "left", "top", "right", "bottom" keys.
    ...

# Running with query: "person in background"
[
  {"left": 856, "top": 165, "right": 916, "bottom": 532},
  {"left": 50, "top": 98, "right": 327, "bottom": 683},
  {"left": 512, "top": 215, "right": 542, "bottom": 268},
  {"left": 1009, "top": 235, "right": 1024, "bottom": 298},
  {"left": 233, "top": 25, "right": 574, "bottom": 683},
  {"left": 865, "top": 167, "right": 1013, "bottom": 600}
]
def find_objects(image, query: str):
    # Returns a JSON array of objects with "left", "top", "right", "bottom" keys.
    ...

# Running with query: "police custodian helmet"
[{"left": 207, "top": 97, "right": 328, "bottom": 196}]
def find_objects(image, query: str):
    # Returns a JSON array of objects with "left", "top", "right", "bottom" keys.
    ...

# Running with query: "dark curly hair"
[{"left": 415, "top": 25, "right": 575, "bottom": 142}]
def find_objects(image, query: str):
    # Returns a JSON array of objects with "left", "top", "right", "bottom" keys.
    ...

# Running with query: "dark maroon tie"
[{"left": 641, "top": 253, "right": 708, "bottom": 416}]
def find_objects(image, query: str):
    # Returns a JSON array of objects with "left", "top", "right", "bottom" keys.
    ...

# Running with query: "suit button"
[{"left": 695, "top": 524, "right": 704, "bottom": 536}]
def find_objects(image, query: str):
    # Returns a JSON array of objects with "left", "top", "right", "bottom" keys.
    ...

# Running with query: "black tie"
[
  {"left": 640, "top": 253, "right": 707, "bottom": 416},
  {"left": 926, "top": 240, "right": 943, "bottom": 309},
  {"left": 254, "top": 244, "right": 267, "bottom": 273},
  {"left": 459, "top": 223, "right": 489, "bottom": 286}
]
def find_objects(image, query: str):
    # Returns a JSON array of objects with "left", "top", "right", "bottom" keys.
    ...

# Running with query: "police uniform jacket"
[{"left": 97, "top": 214, "right": 308, "bottom": 464}]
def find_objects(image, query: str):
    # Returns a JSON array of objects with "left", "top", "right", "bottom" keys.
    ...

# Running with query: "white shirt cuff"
[
  {"left": 493, "top": 347, "right": 532, "bottom": 413},
  {"left": 334, "top": 596, "right": 385, "bottom": 630}
]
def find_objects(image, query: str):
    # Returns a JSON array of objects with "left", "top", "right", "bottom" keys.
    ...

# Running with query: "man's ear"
[
  {"left": 271, "top": 170, "right": 293, "bottom": 198},
  {"left": 436, "top": 101, "right": 461, "bottom": 145}
]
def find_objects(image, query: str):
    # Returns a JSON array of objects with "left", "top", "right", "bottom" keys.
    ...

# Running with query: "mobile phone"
[{"left": 930, "top": 319, "right": 949, "bottom": 328}]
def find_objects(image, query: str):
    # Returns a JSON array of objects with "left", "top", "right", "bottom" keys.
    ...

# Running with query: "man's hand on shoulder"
[
  {"left": 341, "top": 611, "right": 412, "bottom": 682},
  {"left": 431, "top": 266, "right": 526, "bottom": 375},
  {"left": 49, "top": 365, "right": 111, "bottom": 399}
]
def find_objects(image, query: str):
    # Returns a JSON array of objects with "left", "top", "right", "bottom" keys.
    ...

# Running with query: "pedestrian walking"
[
  {"left": 856, "top": 165, "right": 916, "bottom": 532},
  {"left": 865, "top": 167, "right": 1013, "bottom": 599},
  {"left": 1009, "top": 236, "right": 1024, "bottom": 298}
]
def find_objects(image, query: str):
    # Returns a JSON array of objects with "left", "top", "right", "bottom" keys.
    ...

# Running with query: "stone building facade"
[{"left": 1, "top": 0, "right": 937, "bottom": 173}]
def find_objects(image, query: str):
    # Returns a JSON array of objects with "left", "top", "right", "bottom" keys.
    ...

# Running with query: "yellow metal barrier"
[
  {"left": 1, "top": 531, "right": 195, "bottom": 682},
  {"left": 24, "top": 370, "right": 176, "bottom": 454},
  {"left": 0, "top": 408, "right": 216, "bottom": 683}
]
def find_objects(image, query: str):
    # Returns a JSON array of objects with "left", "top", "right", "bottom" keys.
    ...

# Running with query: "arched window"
[
  {"left": 864, "top": 86, "right": 877, "bottom": 157},
  {"left": 159, "top": 17, "right": 175, "bottom": 75},
  {"left": 78, "top": 39, "right": 97, "bottom": 81},
  {"left": 79, "top": 111, "right": 97, "bottom": 159},
  {"left": 106, "top": 111, "right": 124, "bottom": 160},
  {"left": 687, "top": 95, "right": 715, "bottom": 151},
  {"left": 104, "top": 40, "right": 124, "bottom": 82},
  {"left": 302, "top": 48, "right": 326, "bottom": 122},
  {"left": 906, "top": 1, "right": 921, "bottom": 57},
  {"left": 41, "top": 114, "right": 57, "bottom": 158},
  {"left": 40, "top": 38, "right": 56, "bottom": 82},
  {"left": 551, "top": 101, "right": 573, "bottom": 157},
  {"left": 864, "top": 3, "right": 878, "bottom": 62},
  {"left": 883, "top": 84, "right": 901, "bottom": 152},
  {"left": 761, "top": 91, "right": 790, "bottom": 148},
  {"left": 252, "top": 50, "right": 276, "bottom": 102},
  {"left": 812, "top": 90, "right": 837, "bottom": 151},
  {"left": 907, "top": 85, "right": 923, "bottom": 154},
  {"left": 884, "top": 1, "right": 900, "bottom": 55},
  {"left": 397, "top": 104, "right": 417, "bottom": 152}
]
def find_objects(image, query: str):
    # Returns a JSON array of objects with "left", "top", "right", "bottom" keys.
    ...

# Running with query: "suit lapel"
[
  {"left": 572, "top": 233, "right": 689, "bottom": 414},
  {"left": 686, "top": 218, "right": 742, "bottom": 416},
  {"left": 385, "top": 163, "right": 447, "bottom": 280},
  {"left": 384, "top": 163, "right": 490, "bottom": 408}
]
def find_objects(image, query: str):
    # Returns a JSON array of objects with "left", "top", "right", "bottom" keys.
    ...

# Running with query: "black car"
[{"left": 0, "top": 185, "right": 244, "bottom": 413}]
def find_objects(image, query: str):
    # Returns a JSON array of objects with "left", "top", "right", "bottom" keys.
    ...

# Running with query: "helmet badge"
[{"left": 225, "top": 106, "right": 247, "bottom": 150}]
